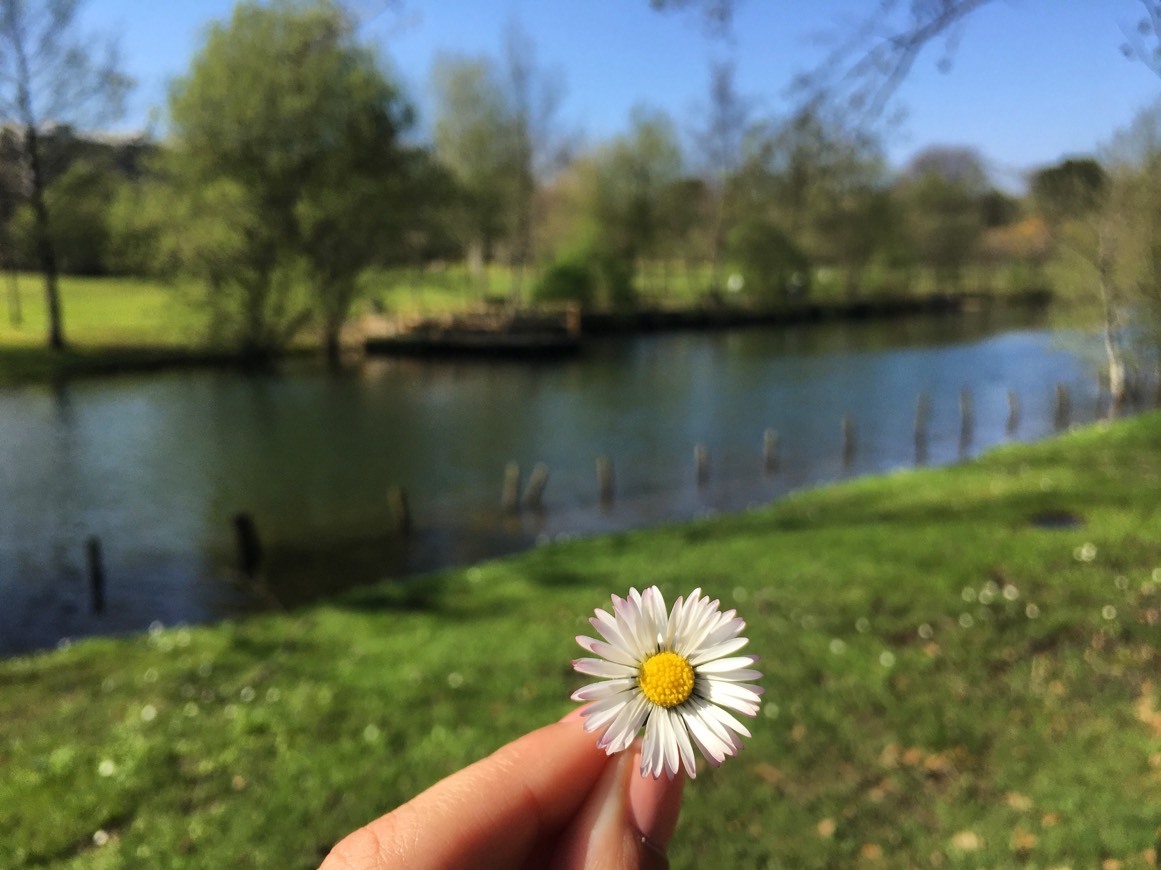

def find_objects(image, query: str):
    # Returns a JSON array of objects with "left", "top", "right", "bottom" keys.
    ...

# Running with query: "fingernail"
[
  {"left": 555, "top": 742, "right": 684, "bottom": 869},
  {"left": 627, "top": 756, "right": 685, "bottom": 857}
]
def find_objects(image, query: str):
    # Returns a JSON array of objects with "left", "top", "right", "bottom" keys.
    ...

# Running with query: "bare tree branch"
[
  {"left": 1120, "top": 0, "right": 1161, "bottom": 75},
  {"left": 793, "top": 0, "right": 993, "bottom": 121},
  {"left": 648, "top": 0, "right": 738, "bottom": 36}
]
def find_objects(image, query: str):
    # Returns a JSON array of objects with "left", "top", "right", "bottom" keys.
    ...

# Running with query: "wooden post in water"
[
  {"left": 694, "top": 443, "right": 710, "bottom": 488},
  {"left": 565, "top": 302, "right": 581, "bottom": 337},
  {"left": 959, "top": 387, "right": 973, "bottom": 453},
  {"left": 501, "top": 462, "right": 521, "bottom": 515},
  {"left": 233, "top": 512, "right": 262, "bottom": 578},
  {"left": 1054, "top": 383, "right": 1071, "bottom": 431},
  {"left": 1006, "top": 389, "right": 1020, "bottom": 436},
  {"left": 841, "top": 415, "right": 855, "bottom": 467},
  {"left": 596, "top": 456, "right": 615, "bottom": 506},
  {"left": 523, "top": 462, "right": 550, "bottom": 511},
  {"left": 914, "top": 392, "right": 930, "bottom": 465},
  {"left": 762, "top": 428, "right": 779, "bottom": 475},
  {"left": 387, "top": 486, "right": 412, "bottom": 537},
  {"left": 86, "top": 536, "right": 105, "bottom": 615}
]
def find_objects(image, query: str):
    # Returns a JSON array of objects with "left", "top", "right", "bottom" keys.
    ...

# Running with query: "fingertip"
[
  {"left": 558, "top": 705, "right": 586, "bottom": 724},
  {"left": 627, "top": 751, "right": 685, "bottom": 852}
]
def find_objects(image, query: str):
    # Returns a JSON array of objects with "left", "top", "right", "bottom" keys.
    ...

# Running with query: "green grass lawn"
[
  {"left": 0, "top": 274, "right": 202, "bottom": 348},
  {"left": 0, "top": 263, "right": 1051, "bottom": 384},
  {"left": 2, "top": 413, "right": 1159, "bottom": 867},
  {"left": 0, "top": 274, "right": 219, "bottom": 384}
]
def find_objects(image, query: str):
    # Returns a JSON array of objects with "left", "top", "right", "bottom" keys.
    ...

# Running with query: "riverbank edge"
[
  {"left": 1, "top": 411, "right": 1157, "bottom": 866},
  {"left": 0, "top": 288, "right": 1052, "bottom": 384}
]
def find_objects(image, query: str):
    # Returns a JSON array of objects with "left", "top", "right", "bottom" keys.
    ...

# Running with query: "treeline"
[{"left": 3, "top": 0, "right": 1157, "bottom": 375}]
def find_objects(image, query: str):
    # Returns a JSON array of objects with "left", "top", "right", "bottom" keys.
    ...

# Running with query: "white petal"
[
  {"left": 590, "top": 609, "right": 633, "bottom": 652},
  {"left": 581, "top": 693, "right": 634, "bottom": 732},
  {"left": 643, "top": 586, "right": 669, "bottom": 645},
  {"left": 689, "top": 635, "right": 750, "bottom": 665},
  {"left": 654, "top": 706, "right": 679, "bottom": 778},
  {"left": 664, "top": 593, "right": 685, "bottom": 649},
  {"left": 702, "top": 701, "right": 752, "bottom": 739},
  {"left": 576, "top": 636, "right": 639, "bottom": 668},
  {"left": 698, "top": 615, "right": 745, "bottom": 650},
  {"left": 702, "top": 680, "right": 763, "bottom": 717},
  {"left": 599, "top": 693, "right": 649, "bottom": 754},
  {"left": 640, "top": 708, "right": 664, "bottom": 778},
  {"left": 672, "top": 601, "right": 721, "bottom": 657},
  {"left": 673, "top": 599, "right": 724, "bottom": 659},
  {"left": 669, "top": 707, "right": 698, "bottom": 779},
  {"left": 688, "top": 698, "right": 744, "bottom": 753},
  {"left": 572, "top": 657, "right": 637, "bottom": 679},
  {"left": 701, "top": 667, "right": 762, "bottom": 683},
  {"left": 616, "top": 590, "right": 652, "bottom": 657},
  {"left": 681, "top": 704, "right": 731, "bottom": 765},
  {"left": 571, "top": 678, "right": 636, "bottom": 702},
  {"left": 694, "top": 655, "right": 757, "bottom": 675}
]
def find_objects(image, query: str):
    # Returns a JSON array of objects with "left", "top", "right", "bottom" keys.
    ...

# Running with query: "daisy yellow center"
[{"left": 638, "top": 651, "right": 694, "bottom": 708}]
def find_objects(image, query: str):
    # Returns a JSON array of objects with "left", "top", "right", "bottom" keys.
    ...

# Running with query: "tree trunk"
[
  {"left": 25, "top": 126, "right": 65, "bottom": 350},
  {"left": 709, "top": 196, "right": 726, "bottom": 294},
  {"left": 467, "top": 238, "right": 487, "bottom": 299},
  {"left": 324, "top": 325, "right": 342, "bottom": 370},
  {"left": 1097, "top": 229, "right": 1126, "bottom": 414}
]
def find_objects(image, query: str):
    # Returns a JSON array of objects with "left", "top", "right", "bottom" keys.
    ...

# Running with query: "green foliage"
[
  {"left": 533, "top": 258, "right": 595, "bottom": 307},
  {"left": 726, "top": 216, "right": 809, "bottom": 303},
  {"left": 161, "top": 0, "right": 415, "bottom": 359},
  {"left": 1, "top": 414, "right": 1159, "bottom": 866},
  {"left": 898, "top": 170, "right": 984, "bottom": 292},
  {"left": 590, "top": 248, "right": 637, "bottom": 309},
  {"left": 545, "top": 108, "right": 685, "bottom": 309},
  {"left": 430, "top": 53, "right": 513, "bottom": 257},
  {"left": 9, "top": 160, "right": 122, "bottom": 275},
  {"left": 1031, "top": 158, "right": 1108, "bottom": 224}
]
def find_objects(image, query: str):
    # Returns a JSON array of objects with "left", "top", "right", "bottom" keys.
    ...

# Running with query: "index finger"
[{"left": 320, "top": 713, "right": 610, "bottom": 869}]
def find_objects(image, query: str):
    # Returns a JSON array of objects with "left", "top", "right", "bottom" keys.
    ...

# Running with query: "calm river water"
[{"left": 0, "top": 309, "right": 1108, "bottom": 654}]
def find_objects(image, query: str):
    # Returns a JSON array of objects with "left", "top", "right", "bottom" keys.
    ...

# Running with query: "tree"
[
  {"left": 431, "top": 53, "right": 511, "bottom": 294},
  {"left": 896, "top": 145, "right": 989, "bottom": 291},
  {"left": 1089, "top": 100, "right": 1161, "bottom": 404},
  {"left": 761, "top": 108, "right": 891, "bottom": 295},
  {"left": 164, "top": 0, "right": 414, "bottom": 364},
  {"left": 1031, "top": 158, "right": 1108, "bottom": 223},
  {"left": 430, "top": 24, "right": 566, "bottom": 304},
  {"left": 606, "top": 105, "right": 684, "bottom": 295},
  {"left": 0, "top": 0, "right": 130, "bottom": 349},
  {"left": 9, "top": 156, "right": 121, "bottom": 275},
  {"left": 543, "top": 106, "right": 685, "bottom": 309},
  {"left": 692, "top": 62, "right": 753, "bottom": 293},
  {"left": 726, "top": 216, "right": 809, "bottom": 304}
]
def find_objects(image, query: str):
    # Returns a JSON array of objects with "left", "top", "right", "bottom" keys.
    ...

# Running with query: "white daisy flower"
[{"left": 571, "top": 586, "right": 762, "bottom": 779}]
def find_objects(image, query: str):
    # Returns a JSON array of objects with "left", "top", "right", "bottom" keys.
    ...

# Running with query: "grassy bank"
[
  {"left": 0, "top": 275, "right": 212, "bottom": 384},
  {"left": 0, "top": 264, "right": 1059, "bottom": 385},
  {"left": 2, "top": 414, "right": 1159, "bottom": 867}
]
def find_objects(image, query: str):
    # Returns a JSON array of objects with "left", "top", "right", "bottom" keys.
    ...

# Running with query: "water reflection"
[{"left": 0, "top": 309, "right": 1111, "bottom": 654}]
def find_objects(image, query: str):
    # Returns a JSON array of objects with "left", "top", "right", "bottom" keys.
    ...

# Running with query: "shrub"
[{"left": 534, "top": 258, "right": 596, "bottom": 307}]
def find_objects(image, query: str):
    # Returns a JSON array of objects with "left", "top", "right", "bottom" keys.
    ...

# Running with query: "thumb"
[{"left": 552, "top": 743, "right": 685, "bottom": 869}]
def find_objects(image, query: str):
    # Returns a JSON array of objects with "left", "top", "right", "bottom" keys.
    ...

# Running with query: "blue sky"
[{"left": 83, "top": 0, "right": 1161, "bottom": 185}]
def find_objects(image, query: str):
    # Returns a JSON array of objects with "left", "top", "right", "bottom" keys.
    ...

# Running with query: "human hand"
[{"left": 320, "top": 709, "right": 685, "bottom": 869}]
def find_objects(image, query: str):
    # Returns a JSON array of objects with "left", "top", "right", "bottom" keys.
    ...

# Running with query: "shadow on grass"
[{"left": 0, "top": 344, "right": 263, "bottom": 385}]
